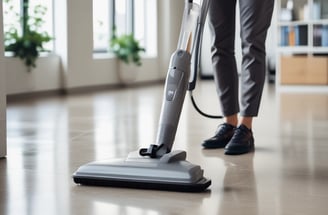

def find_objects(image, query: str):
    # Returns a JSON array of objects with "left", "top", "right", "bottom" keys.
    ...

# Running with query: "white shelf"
[
  {"left": 278, "top": 19, "right": 328, "bottom": 26},
  {"left": 277, "top": 85, "right": 328, "bottom": 93},
  {"left": 278, "top": 46, "right": 328, "bottom": 54},
  {"left": 278, "top": 46, "right": 310, "bottom": 53}
]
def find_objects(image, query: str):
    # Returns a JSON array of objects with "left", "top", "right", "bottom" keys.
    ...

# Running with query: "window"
[
  {"left": 93, "top": 0, "right": 157, "bottom": 56},
  {"left": 3, "top": 0, "right": 54, "bottom": 51},
  {"left": 134, "top": 0, "right": 157, "bottom": 56},
  {"left": 93, "top": 0, "right": 112, "bottom": 52}
]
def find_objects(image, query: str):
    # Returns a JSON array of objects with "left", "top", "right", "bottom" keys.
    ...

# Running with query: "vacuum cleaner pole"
[
  {"left": 139, "top": 50, "right": 191, "bottom": 158},
  {"left": 139, "top": 0, "right": 210, "bottom": 158}
]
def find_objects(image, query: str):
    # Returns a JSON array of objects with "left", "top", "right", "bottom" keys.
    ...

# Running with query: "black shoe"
[
  {"left": 224, "top": 124, "right": 254, "bottom": 155},
  {"left": 202, "top": 123, "right": 235, "bottom": 149}
]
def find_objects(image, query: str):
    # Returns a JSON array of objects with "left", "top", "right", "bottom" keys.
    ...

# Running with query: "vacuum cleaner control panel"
[
  {"left": 166, "top": 50, "right": 191, "bottom": 102},
  {"left": 166, "top": 69, "right": 183, "bottom": 101}
]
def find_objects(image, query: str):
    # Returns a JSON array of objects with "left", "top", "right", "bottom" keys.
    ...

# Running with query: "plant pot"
[{"left": 117, "top": 63, "right": 138, "bottom": 85}]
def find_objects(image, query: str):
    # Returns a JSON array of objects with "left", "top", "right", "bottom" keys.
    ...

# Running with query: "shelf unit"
[{"left": 276, "top": 0, "right": 328, "bottom": 92}]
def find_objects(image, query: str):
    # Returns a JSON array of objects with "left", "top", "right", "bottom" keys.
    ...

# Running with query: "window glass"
[
  {"left": 93, "top": 0, "right": 111, "bottom": 52},
  {"left": 29, "top": 0, "right": 53, "bottom": 51},
  {"left": 115, "top": 0, "right": 128, "bottom": 36},
  {"left": 3, "top": 0, "right": 54, "bottom": 51},
  {"left": 3, "top": 0, "right": 22, "bottom": 42},
  {"left": 93, "top": 0, "right": 157, "bottom": 56},
  {"left": 134, "top": 0, "right": 157, "bottom": 56}
]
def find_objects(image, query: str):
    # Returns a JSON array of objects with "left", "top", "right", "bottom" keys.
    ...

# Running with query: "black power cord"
[{"left": 189, "top": 91, "right": 223, "bottom": 119}]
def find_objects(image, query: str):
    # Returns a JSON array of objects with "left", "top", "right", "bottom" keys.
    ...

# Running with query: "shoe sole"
[
  {"left": 224, "top": 147, "right": 254, "bottom": 155},
  {"left": 224, "top": 140, "right": 255, "bottom": 155},
  {"left": 202, "top": 142, "right": 229, "bottom": 149}
]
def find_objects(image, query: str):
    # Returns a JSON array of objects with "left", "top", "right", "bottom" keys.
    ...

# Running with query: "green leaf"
[
  {"left": 4, "top": 0, "right": 52, "bottom": 70},
  {"left": 110, "top": 33, "right": 145, "bottom": 66}
]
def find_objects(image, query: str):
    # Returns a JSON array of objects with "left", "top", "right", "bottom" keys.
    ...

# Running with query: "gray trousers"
[{"left": 208, "top": 0, "right": 274, "bottom": 117}]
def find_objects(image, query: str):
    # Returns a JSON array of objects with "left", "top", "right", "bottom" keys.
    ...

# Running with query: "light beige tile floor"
[{"left": 1, "top": 81, "right": 328, "bottom": 215}]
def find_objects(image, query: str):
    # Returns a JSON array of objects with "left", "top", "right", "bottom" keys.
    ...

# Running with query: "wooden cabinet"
[{"left": 280, "top": 55, "right": 328, "bottom": 85}]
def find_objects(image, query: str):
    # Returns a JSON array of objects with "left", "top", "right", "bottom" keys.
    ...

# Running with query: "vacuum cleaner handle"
[
  {"left": 139, "top": 50, "right": 191, "bottom": 158},
  {"left": 139, "top": 0, "right": 210, "bottom": 158},
  {"left": 188, "top": 0, "right": 210, "bottom": 91}
]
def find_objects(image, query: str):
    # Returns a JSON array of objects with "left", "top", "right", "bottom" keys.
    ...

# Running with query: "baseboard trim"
[{"left": 7, "top": 80, "right": 165, "bottom": 103}]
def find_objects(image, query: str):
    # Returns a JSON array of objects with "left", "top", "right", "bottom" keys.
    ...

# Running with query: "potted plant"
[
  {"left": 110, "top": 30, "right": 145, "bottom": 84},
  {"left": 4, "top": 0, "right": 52, "bottom": 71}
]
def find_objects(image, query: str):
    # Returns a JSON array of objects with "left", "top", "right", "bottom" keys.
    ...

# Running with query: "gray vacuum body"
[
  {"left": 73, "top": 49, "right": 211, "bottom": 192},
  {"left": 73, "top": 0, "right": 211, "bottom": 192}
]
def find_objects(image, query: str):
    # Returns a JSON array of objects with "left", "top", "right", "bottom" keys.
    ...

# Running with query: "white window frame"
[{"left": 93, "top": 0, "right": 157, "bottom": 57}]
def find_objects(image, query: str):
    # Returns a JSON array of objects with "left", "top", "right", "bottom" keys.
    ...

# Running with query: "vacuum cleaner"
[{"left": 73, "top": 0, "right": 216, "bottom": 192}]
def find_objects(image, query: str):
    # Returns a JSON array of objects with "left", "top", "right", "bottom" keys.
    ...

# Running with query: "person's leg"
[
  {"left": 239, "top": 116, "right": 253, "bottom": 129},
  {"left": 225, "top": 114, "right": 238, "bottom": 127},
  {"left": 239, "top": 0, "right": 275, "bottom": 119},
  {"left": 202, "top": 0, "right": 238, "bottom": 149},
  {"left": 208, "top": 0, "right": 239, "bottom": 118},
  {"left": 225, "top": 0, "right": 274, "bottom": 155}
]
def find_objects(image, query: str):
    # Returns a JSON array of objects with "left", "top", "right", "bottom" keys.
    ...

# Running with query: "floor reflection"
[
  {"left": 72, "top": 185, "right": 211, "bottom": 215},
  {"left": 278, "top": 92, "right": 328, "bottom": 214},
  {"left": 2, "top": 83, "right": 328, "bottom": 215},
  {"left": 4, "top": 100, "right": 71, "bottom": 215},
  {"left": 201, "top": 149, "right": 258, "bottom": 214}
]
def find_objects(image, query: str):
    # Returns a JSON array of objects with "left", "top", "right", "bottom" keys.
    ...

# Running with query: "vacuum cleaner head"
[{"left": 73, "top": 150, "right": 211, "bottom": 192}]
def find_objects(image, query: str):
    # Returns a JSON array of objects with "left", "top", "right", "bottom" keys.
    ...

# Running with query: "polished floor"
[{"left": 1, "top": 81, "right": 328, "bottom": 215}]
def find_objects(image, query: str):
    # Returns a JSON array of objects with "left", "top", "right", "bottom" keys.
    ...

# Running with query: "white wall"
[
  {"left": 56, "top": 0, "right": 183, "bottom": 89},
  {"left": 5, "top": 54, "right": 61, "bottom": 94},
  {"left": 0, "top": 0, "right": 7, "bottom": 157},
  {"left": 6, "top": 0, "right": 185, "bottom": 95},
  {"left": 157, "top": 0, "right": 185, "bottom": 79}
]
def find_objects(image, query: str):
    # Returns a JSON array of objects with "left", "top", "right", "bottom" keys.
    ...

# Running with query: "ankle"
[
  {"left": 224, "top": 114, "right": 238, "bottom": 127},
  {"left": 239, "top": 117, "right": 253, "bottom": 130}
]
